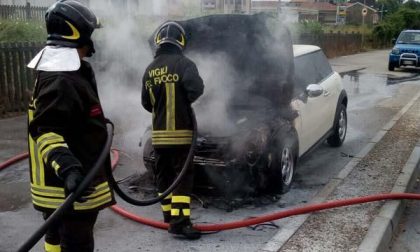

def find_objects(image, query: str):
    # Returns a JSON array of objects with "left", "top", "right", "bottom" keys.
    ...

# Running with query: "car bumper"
[{"left": 389, "top": 53, "right": 420, "bottom": 67}]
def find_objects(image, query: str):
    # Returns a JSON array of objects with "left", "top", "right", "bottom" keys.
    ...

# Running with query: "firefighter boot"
[
  {"left": 44, "top": 242, "right": 61, "bottom": 252},
  {"left": 159, "top": 193, "right": 172, "bottom": 223},
  {"left": 168, "top": 195, "right": 201, "bottom": 239}
]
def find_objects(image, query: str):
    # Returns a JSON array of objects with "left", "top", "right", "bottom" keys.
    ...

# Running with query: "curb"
[
  {"left": 357, "top": 141, "right": 420, "bottom": 252},
  {"left": 261, "top": 88, "right": 420, "bottom": 252}
]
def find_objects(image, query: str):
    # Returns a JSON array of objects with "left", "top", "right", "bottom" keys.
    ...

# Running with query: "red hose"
[
  {"left": 3, "top": 151, "right": 420, "bottom": 232},
  {"left": 111, "top": 193, "right": 420, "bottom": 231},
  {"left": 0, "top": 152, "right": 29, "bottom": 170}
]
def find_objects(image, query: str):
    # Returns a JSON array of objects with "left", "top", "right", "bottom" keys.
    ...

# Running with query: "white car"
[{"left": 142, "top": 15, "right": 348, "bottom": 196}]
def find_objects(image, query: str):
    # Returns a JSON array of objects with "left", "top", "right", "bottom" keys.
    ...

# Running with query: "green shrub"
[{"left": 0, "top": 19, "right": 46, "bottom": 42}]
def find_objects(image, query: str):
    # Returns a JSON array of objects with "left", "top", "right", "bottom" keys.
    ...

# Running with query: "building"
[
  {"left": 251, "top": 0, "right": 280, "bottom": 14},
  {"left": 345, "top": 2, "right": 378, "bottom": 25},
  {"left": 201, "top": 0, "right": 251, "bottom": 14},
  {"left": 299, "top": 2, "right": 337, "bottom": 24}
]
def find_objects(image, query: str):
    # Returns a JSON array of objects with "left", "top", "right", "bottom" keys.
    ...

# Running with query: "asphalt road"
[{"left": 1, "top": 49, "right": 420, "bottom": 252}]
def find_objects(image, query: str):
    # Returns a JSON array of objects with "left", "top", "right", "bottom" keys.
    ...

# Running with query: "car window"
[
  {"left": 398, "top": 31, "right": 420, "bottom": 44},
  {"left": 294, "top": 50, "right": 332, "bottom": 91}
]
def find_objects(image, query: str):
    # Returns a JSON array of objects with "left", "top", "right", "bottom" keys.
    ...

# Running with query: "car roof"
[
  {"left": 402, "top": 30, "right": 420, "bottom": 33},
  {"left": 293, "top": 44, "right": 321, "bottom": 57}
]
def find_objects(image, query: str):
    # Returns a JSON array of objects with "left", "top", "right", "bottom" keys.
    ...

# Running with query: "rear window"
[{"left": 294, "top": 50, "right": 332, "bottom": 90}]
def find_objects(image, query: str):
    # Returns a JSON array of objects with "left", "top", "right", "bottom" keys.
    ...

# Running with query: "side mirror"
[
  {"left": 391, "top": 38, "right": 396, "bottom": 45},
  {"left": 305, "top": 84, "right": 324, "bottom": 98}
]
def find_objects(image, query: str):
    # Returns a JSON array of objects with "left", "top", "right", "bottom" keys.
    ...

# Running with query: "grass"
[{"left": 0, "top": 19, "right": 46, "bottom": 42}]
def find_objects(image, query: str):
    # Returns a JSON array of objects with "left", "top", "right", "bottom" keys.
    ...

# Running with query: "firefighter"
[
  {"left": 141, "top": 21, "right": 204, "bottom": 240},
  {"left": 26, "top": 1, "right": 115, "bottom": 251}
]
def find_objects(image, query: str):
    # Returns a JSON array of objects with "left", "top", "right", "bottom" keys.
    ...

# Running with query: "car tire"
[
  {"left": 266, "top": 129, "right": 298, "bottom": 194},
  {"left": 327, "top": 104, "right": 347, "bottom": 147},
  {"left": 141, "top": 129, "right": 154, "bottom": 171},
  {"left": 388, "top": 62, "right": 396, "bottom": 71}
]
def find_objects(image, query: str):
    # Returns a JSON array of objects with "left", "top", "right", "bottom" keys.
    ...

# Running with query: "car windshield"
[{"left": 397, "top": 31, "right": 420, "bottom": 44}]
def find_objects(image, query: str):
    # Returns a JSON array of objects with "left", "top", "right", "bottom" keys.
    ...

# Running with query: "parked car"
[
  {"left": 141, "top": 14, "right": 348, "bottom": 197},
  {"left": 388, "top": 29, "right": 420, "bottom": 71}
]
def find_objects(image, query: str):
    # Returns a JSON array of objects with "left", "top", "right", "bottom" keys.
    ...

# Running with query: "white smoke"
[{"left": 86, "top": 0, "right": 294, "bottom": 160}]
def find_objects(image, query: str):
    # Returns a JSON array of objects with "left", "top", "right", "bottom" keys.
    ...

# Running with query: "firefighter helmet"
[
  {"left": 45, "top": 0, "right": 101, "bottom": 52},
  {"left": 154, "top": 21, "right": 186, "bottom": 50}
]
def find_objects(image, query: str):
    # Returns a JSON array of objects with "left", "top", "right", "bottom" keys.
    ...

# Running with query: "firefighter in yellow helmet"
[
  {"left": 142, "top": 21, "right": 204, "bottom": 239},
  {"left": 27, "top": 1, "right": 115, "bottom": 251}
]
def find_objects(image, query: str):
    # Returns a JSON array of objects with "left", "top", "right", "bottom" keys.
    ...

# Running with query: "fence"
[
  {"left": 0, "top": 3, "right": 47, "bottom": 21},
  {"left": 296, "top": 31, "right": 392, "bottom": 58},
  {"left": 296, "top": 32, "right": 363, "bottom": 58},
  {"left": 0, "top": 42, "right": 43, "bottom": 116}
]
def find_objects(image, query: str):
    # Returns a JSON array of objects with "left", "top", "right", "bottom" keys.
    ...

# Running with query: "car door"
[
  {"left": 313, "top": 51, "right": 338, "bottom": 133},
  {"left": 292, "top": 51, "right": 328, "bottom": 155}
]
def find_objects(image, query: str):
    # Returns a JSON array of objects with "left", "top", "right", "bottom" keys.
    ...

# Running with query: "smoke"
[
  {"left": 86, "top": 1, "right": 294, "bottom": 167},
  {"left": 189, "top": 52, "right": 239, "bottom": 136},
  {"left": 87, "top": 1, "right": 167, "bottom": 158}
]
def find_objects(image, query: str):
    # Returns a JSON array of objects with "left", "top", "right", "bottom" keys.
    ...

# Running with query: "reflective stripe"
[
  {"left": 41, "top": 143, "right": 68, "bottom": 163},
  {"left": 172, "top": 196, "right": 190, "bottom": 204},
  {"left": 165, "top": 82, "right": 175, "bottom": 131},
  {"left": 171, "top": 209, "right": 180, "bottom": 216},
  {"left": 161, "top": 204, "right": 171, "bottom": 212},
  {"left": 152, "top": 138, "right": 192, "bottom": 145},
  {"left": 31, "top": 186, "right": 66, "bottom": 199},
  {"left": 37, "top": 136, "right": 65, "bottom": 154},
  {"left": 182, "top": 209, "right": 191, "bottom": 216},
  {"left": 32, "top": 197, "right": 62, "bottom": 209},
  {"left": 31, "top": 183, "right": 64, "bottom": 193},
  {"left": 74, "top": 192, "right": 113, "bottom": 210},
  {"left": 149, "top": 88, "right": 156, "bottom": 106},
  {"left": 158, "top": 192, "right": 173, "bottom": 200},
  {"left": 85, "top": 186, "right": 110, "bottom": 198},
  {"left": 45, "top": 242, "right": 61, "bottom": 252},
  {"left": 28, "top": 109, "right": 45, "bottom": 185},
  {"left": 36, "top": 132, "right": 64, "bottom": 149},
  {"left": 32, "top": 184, "right": 113, "bottom": 210},
  {"left": 152, "top": 130, "right": 193, "bottom": 145},
  {"left": 51, "top": 161, "right": 61, "bottom": 174},
  {"left": 33, "top": 192, "right": 113, "bottom": 210},
  {"left": 152, "top": 130, "right": 193, "bottom": 136}
]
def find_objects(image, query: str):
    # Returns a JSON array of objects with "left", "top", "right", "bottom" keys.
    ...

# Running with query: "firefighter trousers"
[
  {"left": 43, "top": 210, "right": 98, "bottom": 252},
  {"left": 154, "top": 147, "right": 194, "bottom": 224}
]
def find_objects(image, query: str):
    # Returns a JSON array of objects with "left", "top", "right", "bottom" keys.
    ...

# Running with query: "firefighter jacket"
[
  {"left": 27, "top": 60, "right": 115, "bottom": 212},
  {"left": 142, "top": 47, "right": 204, "bottom": 147}
]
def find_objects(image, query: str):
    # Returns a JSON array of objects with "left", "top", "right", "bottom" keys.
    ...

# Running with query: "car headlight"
[{"left": 391, "top": 47, "right": 400, "bottom": 55}]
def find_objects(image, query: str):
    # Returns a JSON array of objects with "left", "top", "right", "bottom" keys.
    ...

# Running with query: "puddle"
[{"left": 340, "top": 71, "right": 419, "bottom": 111}]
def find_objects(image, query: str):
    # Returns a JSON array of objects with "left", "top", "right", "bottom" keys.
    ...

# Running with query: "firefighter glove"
[{"left": 63, "top": 168, "right": 94, "bottom": 203}]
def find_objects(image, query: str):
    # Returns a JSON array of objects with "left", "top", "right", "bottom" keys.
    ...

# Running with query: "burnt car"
[{"left": 141, "top": 14, "right": 347, "bottom": 197}]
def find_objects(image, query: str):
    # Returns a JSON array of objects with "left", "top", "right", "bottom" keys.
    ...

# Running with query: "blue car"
[{"left": 388, "top": 30, "right": 420, "bottom": 71}]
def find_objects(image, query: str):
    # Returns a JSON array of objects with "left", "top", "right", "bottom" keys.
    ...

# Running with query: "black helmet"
[
  {"left": 154, "top": 21, "right": 186, "bottom": 50},
  {"left": 45, "top": 0, "right": 101, "bottom": 54}
]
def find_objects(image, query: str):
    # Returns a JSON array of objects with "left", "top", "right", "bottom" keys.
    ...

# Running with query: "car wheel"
[
  {"left": 388, "top": 62, "right": 396, "bottom": 71},
  {"left": 327, "top": 104, "right": 347, "bottom": 147},
  {"left": 141, "top": 129, "right": 154, "bottom": 171},
  {"left": 267, "top": 130, "right": 298, "bottom": 194}
]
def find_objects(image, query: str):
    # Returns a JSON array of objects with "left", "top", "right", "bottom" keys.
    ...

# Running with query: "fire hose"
[
  {"left": 2, "top": 131, "right": 420, "bottom": 246},
  {"left": 105, "top": 109, "right": 198, "bottom": 206}
]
